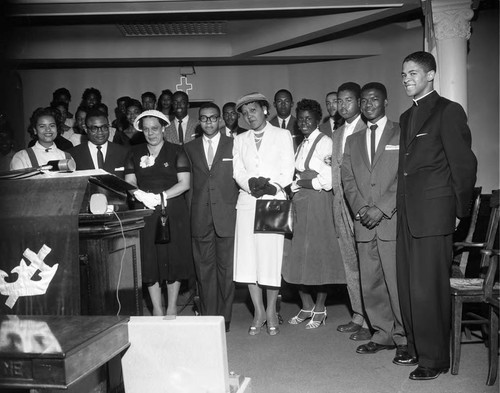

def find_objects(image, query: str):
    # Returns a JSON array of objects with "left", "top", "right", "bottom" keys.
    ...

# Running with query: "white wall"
[{"left": 17, "top": 13, "right": 499, "bottom": 192}]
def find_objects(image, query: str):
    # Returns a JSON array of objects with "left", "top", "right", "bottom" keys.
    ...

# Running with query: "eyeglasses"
[
  {"left": 88, "top": 125, "right": 109, "bottom": 133},
  {"left": 199, "top": 115, "right": 219, "bottom": 123}
]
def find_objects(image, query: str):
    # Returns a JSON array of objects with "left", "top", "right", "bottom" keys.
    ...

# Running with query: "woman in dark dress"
[
  {"left": 113, "top": 99, "right": 146, "bottom": 147},
  {"left": 125, "top": 110, "right": 193, "bottom": 316}
]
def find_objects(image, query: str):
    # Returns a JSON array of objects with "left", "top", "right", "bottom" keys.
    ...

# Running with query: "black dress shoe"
[
  {"left": 225, "top": 321, "right": 230, "bottom": 332},
  {"left": 393, "top": 345, "right": 418, "bottom": 366},
  {"left": 409, "top": 366, "right": 449, "bottom": 380},
  {"left": 337, "top": 321, "right": 362, "bottom": 333},
  {"left": 349, "top": 327, "right": 372, "bottom": 341},
  {"left": 356, "top": 341, "right": 396, "bottom": 354}
]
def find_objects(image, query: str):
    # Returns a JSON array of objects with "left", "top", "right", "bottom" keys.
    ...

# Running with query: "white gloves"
[
  {"left": 134, "top": 190, "right": 167, "bottom": 210},
  {"left": 290, "top": 180, "right": 301, "bottom": 193}
]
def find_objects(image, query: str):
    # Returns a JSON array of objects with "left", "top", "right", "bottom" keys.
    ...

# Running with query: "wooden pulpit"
[{"left": 0, "top": 171, "right": 152, "bottom": 316}]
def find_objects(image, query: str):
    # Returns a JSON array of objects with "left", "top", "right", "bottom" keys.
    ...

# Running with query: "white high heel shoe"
[{"left": 305, "top": 309, "right": 327, "bottom": 329}]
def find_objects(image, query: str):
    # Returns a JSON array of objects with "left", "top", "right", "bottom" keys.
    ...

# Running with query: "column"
[{"left": 431, "top": 0, "right": 474, "bottom": 113}]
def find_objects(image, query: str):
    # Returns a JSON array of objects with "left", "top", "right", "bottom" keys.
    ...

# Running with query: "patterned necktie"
[
  {"left": 207, "top": 139, "right": 214, "bottom": 169},
  {"left": 370, "top": 124, "right": 378, "bottom": 165},
  {"left": 178, "top": 119, "right": 184, "bottom": 144},
  {"left": 96, "top": 145, "right": 104, "bottom": 169},
  {"left": 281, "top": 119, "right": 286, "bottom": 129}
]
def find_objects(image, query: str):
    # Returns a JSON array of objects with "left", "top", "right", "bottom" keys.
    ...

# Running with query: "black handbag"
[
  {"left": 155, "top": 193, "right": 170, "bottom": 244},
  {"left": 254, "top": 184, "right": 293, "bottom": 234}
]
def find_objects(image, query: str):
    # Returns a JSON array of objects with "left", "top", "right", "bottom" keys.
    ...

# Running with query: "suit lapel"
[
  {"left": 372, "top": 121, "right": 395, "bottom": 168},
  {"left": 407, "top": 91, "right": 440, "bottom": 147},
  {"left": 333, "top": 125, "right": 345, "bottom": 165},
  {"left": 211, "top": 134, "right": 228, "bottom": 171},
  {"left": 166, "top": 123, "right": 179, "bottom": 144},
  {"left": 355, "top": 130, "right": 371, "bottom": 170},
  {"left": 194, "top": 138, "right": 209, "bottom": 173}
]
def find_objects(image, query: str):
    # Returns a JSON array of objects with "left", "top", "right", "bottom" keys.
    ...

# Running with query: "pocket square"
[
  {"left": 114, "top": 167, "right": 125, "bottom": 171},
  {"left": 416, "top": 133, "right": 428, "bottom": 137},
  {"left": 385, "top": 145, "right": 399, "bottom": 150},
  {"left": 222, "top": 158, "right": 233, "bottom": 161}
]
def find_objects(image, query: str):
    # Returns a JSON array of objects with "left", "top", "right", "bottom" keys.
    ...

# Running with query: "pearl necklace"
[{"left": 254, "top": 129, "right": 265, "bottom": 142}]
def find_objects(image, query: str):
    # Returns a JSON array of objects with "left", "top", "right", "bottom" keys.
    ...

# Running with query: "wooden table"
[{"left": 0, "top": 315, "right": 129, "bottom": 392}]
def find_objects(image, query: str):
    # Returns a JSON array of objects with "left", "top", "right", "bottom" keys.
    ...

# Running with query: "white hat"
[{"left": 133, "top": 110, "right": 170, "bottom": 131}]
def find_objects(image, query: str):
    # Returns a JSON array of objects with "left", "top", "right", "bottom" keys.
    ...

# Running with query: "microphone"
[{"left": 40, "top": 158, "right": 76, "bottom": 172}]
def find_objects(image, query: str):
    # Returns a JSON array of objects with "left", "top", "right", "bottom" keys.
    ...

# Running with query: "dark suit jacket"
[
  {"left": 342, "top": 120, "right": 400, "bottom": 241},
  {"left": 270, "top": 115, "right": 304, "bottom": 149},
  {"left": 68, "top": 141, "right": 129, "bottom": 179},
  {"left": 397, "top": 91, "right": 477, "bottom": 237},
  {"left": 184, "top": 134, "right": 239, "bottom": 238}
]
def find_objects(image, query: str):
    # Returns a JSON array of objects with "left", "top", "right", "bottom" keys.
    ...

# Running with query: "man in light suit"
[
  {"left": 319, "top": 91, "right": 342, "bottom": 136},
  {"left": 332, "top": 82, "right": 370, "bottom": 340},
  {"left": 397, "top": 52, "right": 477, "bottom": 380},
  {"left": 269, "top": 89, "right": 303, "bottom": 150},
  {"left": 68, "top": 108, "right": 129, "bottom": 179},
  {"left": 184, "top": 103, "right": 239, "bottom": 333},
  {"left": 164, "top": 91, "right": 199, "bottom": 145},
  {"left": 342, "top": 82, "right": 409, "bottom": 361}
]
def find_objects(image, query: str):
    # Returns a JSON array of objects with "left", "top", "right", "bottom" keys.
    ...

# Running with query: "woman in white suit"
[{"left": 233, "top": 92, "right": 295, "bottom": 336}]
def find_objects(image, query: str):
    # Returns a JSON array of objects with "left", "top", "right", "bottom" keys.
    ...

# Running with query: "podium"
[
  {"left": 0, "top": 171, "right": 152, "bottom": 316},
  {"left": 0, "top": 314, "right": 129, "bottom": 392}
]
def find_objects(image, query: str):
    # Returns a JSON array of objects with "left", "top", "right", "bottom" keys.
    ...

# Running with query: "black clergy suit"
[
  {"left": 270, "top": 115, "right": 303, "bottom": 151},
  {"left": 68, "top": 141, "right": 129, "bottom": 179},
  {"left": 396, "top": 91, "right": 477, "bottom": 369},
  {"left": 184, "top": 134, "right": 239, "bottom": 323}
]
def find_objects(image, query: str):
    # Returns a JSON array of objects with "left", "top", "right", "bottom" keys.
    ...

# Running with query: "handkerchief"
[
  {"left": 222, "top": 158, "right": 232, "bottom": 161},
  {"left": 385, "top": 145, "right": 399, "bottom": 150},
  {"left": 416, "top": 133, "right": 428, "bottom": 137}
]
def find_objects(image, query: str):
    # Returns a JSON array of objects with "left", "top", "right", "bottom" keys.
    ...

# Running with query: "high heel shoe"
[
  {"left": 305, "top": 309, "right": 327, "bottom": 329},
  {"left": 267, "top": 315, "right": 280, "bottom": 336},
  {"left": 248, "top": 320, "right": 266, "bottom": 336},
  {"left": 288, "top": 308, "right": 314, "bottom": 325}
]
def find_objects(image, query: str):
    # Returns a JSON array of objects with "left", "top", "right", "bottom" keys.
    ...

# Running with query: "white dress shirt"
[
  {"left": 88, "top": 141, "right": 109, "bottom": 169},
  {"left": 203, "top": 132, "right": 221, "bottom": 169},
  {"left": 278, "top": 115, "right": 291, "bottom": 129},
  {"left": 295, "top": 129, "right": 333, "bottom": 191},
  {"left": 341, "top": 114, "right": 362, "bottom": 153},
  {"left": 174, "top": 115, "right": 189, "bottom": 140},
  {"left": 224, "top": 127, "right": 233, "bottom": 138},
  {"left": 365, "top": 116, "right": 387, "bottom": 163}
]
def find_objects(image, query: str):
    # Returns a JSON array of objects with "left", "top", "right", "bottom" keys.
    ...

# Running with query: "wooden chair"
[
  {"left": 450, "top": 190, "right": 499, "bottom": 376},
  {"left": 481, "top": 249, "right": 499, "bottom": 386},
  {"left": 452, "top": 186, "right": 482, "bottom": 278}
]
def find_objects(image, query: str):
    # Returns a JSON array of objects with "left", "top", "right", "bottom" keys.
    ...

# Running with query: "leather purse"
[
  {"left": 155, "top": 193, "right": 170, "bottom": 244},
  {"left": 254, "top": 184, "right": 293, "bottom": 234}
]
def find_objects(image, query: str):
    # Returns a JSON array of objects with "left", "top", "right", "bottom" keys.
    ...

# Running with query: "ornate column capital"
[{"left": 431, "top": 0, "right": 474, "bottom": 40}]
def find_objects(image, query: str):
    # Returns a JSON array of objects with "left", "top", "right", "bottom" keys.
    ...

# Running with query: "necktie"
[
  {"left": 96, "top": 145, "right": 104, "bottom": 169},
  {"left": 207, "top": 139, "right": 214, "bottom": 169},
  {"left": 178, "top": 119, "right": 184, "bottom": 144},
  {"left": 281, "top": 119, "right": 286, "bottom": 129},
  {"left": 370, "top": 124, "right": 378, "bottom": 165}
]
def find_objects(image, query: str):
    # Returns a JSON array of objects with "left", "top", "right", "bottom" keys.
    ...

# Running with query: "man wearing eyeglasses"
[
  {"left": 68, "top": 108, "right": 129, "bottom": 179},
  {"left": 184, "top": 103, "right": 239, "bottom": 332}
]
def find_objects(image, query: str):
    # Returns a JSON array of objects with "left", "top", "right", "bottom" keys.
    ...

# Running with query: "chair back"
[
  {"left": 482, "top": 249, "right": 499, "bottom": 309},
  {"left": 456, "top": 187, "right": 483, "bottom": 276}
]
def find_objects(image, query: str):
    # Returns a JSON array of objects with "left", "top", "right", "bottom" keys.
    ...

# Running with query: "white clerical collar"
[{"left": 413, "top": 90, "right": 435, "bottom": 106}]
